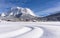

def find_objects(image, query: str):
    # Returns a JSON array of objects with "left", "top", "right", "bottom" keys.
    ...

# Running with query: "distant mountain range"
[
  {"left": 0, "top": 7, "right": 60, "bottom": 22},
  {"left": 41, "top": 12, "right": 60, "bottom": 21}
]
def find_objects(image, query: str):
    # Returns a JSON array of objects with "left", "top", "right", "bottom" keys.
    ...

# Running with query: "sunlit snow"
[{"left": 0, "top": 22, "right": 60, "bottom": 38}]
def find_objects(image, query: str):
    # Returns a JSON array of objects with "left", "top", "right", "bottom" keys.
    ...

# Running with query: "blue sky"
[{"left": 0, "top": 0, "right": 60, "bottom": 16}]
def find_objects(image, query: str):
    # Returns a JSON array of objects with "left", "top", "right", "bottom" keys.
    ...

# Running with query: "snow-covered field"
[{"left": 0, "top": 22, "right": 60, "bottom": 38}]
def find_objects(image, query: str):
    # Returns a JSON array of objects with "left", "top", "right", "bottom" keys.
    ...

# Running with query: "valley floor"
[{"left": 0, "top": 22, "right": 60, "bottom": 38}]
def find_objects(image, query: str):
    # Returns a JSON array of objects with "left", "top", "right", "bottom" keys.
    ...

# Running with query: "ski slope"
[{"left": 0, "top": 22, "right": 60, "bottom": 38}]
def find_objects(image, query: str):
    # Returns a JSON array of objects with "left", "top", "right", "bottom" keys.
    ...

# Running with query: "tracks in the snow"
[
  {"left": 0, "top": 22, "right": 60, "bottom": 38},
  {"left": 0, "top": 26, "right": 44, "bottom": 38}
]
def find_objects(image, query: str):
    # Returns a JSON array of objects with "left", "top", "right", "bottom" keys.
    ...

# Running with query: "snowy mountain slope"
[
  {"left": 0, "top": 7, "right": 40, "bottom": 22},
  {"left": 8, "top": 7, "right": 36, "bottom": 16}
]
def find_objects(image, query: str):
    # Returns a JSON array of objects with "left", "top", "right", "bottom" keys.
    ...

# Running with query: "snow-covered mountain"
[
  {"left": 0, "top": 7, "right": 40, "bottom": 22},
  {"left": 1, "top": 7, "right": 60, "bottom": 22},
  {"left": 7, "top": 7, "right": 36, "bottom": 16}
]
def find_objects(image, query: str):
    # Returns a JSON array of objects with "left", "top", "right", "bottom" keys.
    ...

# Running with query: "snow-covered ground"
[{"left": 0, "top": 22, "right": 60, "bottom": 38}]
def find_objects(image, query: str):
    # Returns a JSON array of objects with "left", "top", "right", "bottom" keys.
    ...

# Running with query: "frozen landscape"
[
  {"left": 0, "top": 22, "right": 60, "bottom": 38},
  {"left": 0, "top": 0, "right": 60, "bottom": 38},
  {"left": 0, "top": 7, "right": 60, "bottom": 38}
]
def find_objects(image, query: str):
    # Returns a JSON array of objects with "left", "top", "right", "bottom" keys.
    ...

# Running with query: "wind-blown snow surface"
[{"left": 0, "top": 22, "right": 60, "bottom": 38}]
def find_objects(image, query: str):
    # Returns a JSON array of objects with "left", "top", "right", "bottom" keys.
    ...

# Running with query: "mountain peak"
[
  {"left": 25, "top": 8, "right": 36, "bottom": 16},
  {"left": 10, "top": 7, "right": 36, "bottom": 16}
]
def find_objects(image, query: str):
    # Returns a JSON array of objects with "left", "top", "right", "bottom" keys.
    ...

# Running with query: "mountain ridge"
[{"left": 0, "top": 7, "right": 40, "bottom": 22}]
